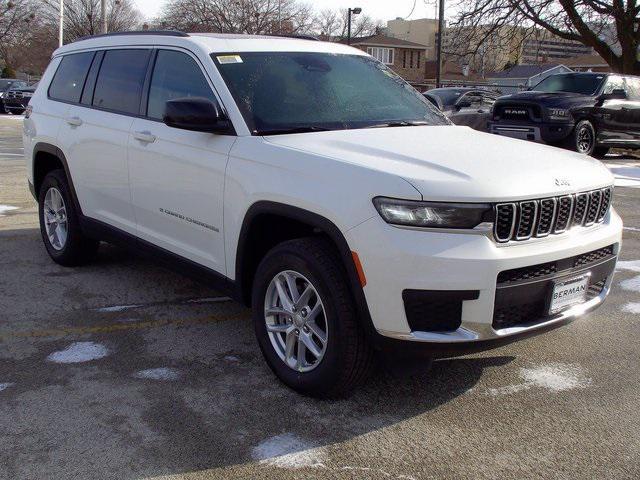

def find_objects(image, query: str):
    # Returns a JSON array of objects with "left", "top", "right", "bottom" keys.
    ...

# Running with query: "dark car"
[
  {"left": 489, "top": 72, "right": 640, "bottom": 157},
  {"left": 4, "top": 83, "right": 37, "bottom": 115},
  {"left": 0, "top": 79, "right": 28, "bottom": 113},
  {"left": 424, "top": 87, "right": 497, "bottom": 131}
]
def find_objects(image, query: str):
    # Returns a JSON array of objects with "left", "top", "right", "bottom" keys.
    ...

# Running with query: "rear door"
[
  {"left": 127, "top": 48, "right": 234, "bottom": 274},
  {"left": 59, "top": 48, "right": 152, "bottom": 233}
]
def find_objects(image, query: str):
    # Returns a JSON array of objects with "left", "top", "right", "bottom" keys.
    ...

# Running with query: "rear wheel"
[
  {"left": 252, "top": 237, "right": 373, "bottom": 398},
  {"left": 38, "top": 169, "right": 99, "bottom": 266}
]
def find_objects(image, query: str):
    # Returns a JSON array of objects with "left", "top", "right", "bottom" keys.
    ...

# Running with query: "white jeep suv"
[{"left": 24, "top": 32, "right": 622, "bottom": 397}]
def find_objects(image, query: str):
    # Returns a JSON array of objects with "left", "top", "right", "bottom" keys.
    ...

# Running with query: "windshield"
[
  {"left": 532, "top": 74, "right": 606, "bottom": 95},
  {"left": 213, "top": 52, "right": 448, "bottom": 134}
]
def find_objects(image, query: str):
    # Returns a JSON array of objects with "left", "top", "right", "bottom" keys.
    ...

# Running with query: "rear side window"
[
  {"left": 48, "top": 52, "right": 94, "bottom": 103},
  {"left": 93, "top": 49, "right": 151, "bottom": 114},
  {"left": 147, "top": 50, "right": 216, "bottom": 120}
]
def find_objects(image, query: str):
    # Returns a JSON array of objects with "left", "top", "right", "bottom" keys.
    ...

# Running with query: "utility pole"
[
  {"left": 347, "top": 7, "right": 361, "bottom": 45},
  {"left": 101, "top": 0, "right": 107, "bottom": 34},
  {"left": 435, "top": 0, "right": 445, "bottom": 88},
  {"left": 59, "top": 0, "right": 64, "bottom": 47}
]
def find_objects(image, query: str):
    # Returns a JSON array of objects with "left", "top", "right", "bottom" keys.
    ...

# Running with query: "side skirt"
[{"left": 79, "top": 216, "right": 237, "bottom": 299}]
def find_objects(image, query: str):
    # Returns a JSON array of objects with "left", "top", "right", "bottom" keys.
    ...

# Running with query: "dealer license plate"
[{"left": 549, "top": 275, "right": 590, "bottom": 315}]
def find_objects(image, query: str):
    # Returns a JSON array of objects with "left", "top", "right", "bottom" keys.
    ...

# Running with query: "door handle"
[
  {"left": 65, "top": 116, "right": 83, "bottom": 127},
  {"left": 133, "top": 131, "right": 156, "bottom": 143}
]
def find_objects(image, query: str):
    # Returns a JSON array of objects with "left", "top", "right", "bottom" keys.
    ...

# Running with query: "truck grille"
[{"left": 494, "top": 187, "right": 612, "bottom": 243}]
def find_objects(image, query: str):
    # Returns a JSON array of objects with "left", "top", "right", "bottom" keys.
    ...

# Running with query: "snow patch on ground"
[
  {"left": 622, "top": 302, "right": 640, "bottom": 314},
  {"left": 606, "top": 163, "right": 640, "bottom": 188},
  {"left": 616, "top": 260, "right": 640, "bottom": 273},
  {"left": 187, "top": 296, "right": 232, "bottom": 304},
  {"left": 224, "top": 355, "right": 240, "bottom": 362},
  {"left": 133, "top": 367, "right": 180, "bottom": 381},
  {"left": 487, "top": 363, "right": 591, "bottom": 396},
  {"left": 252, "top": 433, "right": 327, "bottom": 468},
  {"left": 46, "top": 342, "right": 108, "bottom": 364},
  {"left": 624, "top": 226, "right": 640, "bottom": 232},
  {"left": 620, "top": 275, "right": 640, "bottom": 292},
  {"left": 94, "top": 304, "right": 142, "bottom": 312},
  {"left": 0, "top": 205, "right": 18, "bottom": 216},
  {"left": 0, "top": 383, "right": 14, "bottom": 392}
]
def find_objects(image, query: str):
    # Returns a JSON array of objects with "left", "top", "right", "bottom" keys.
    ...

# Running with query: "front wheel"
[
  {"left": 568, "top": 120, "right": 597, "bottom": 155},
  {"left": 252, "top": 238, "right": 373, "bottom": 398}
]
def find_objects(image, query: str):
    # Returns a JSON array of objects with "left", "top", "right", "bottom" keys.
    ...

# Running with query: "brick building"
[{"left": 347, "top": 34, "right": 428, "bottom": 84}]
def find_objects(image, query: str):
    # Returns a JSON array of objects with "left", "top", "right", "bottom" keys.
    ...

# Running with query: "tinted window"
[
  {"left": 147, "top": 50, "right": 216, "bottom": 120},
  {"left": 532, "top": 73, "right": 605, "bottom": 95},
  {"left": 215, "top": 52, "right": 447, "bottom": 134},
  {"left": 93, "top": 49, "right": 150, "bottom": 114},
  {"left": 48, "top": 52, "right": 94, "bottom": 103}
]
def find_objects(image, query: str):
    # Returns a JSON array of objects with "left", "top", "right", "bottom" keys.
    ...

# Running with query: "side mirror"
[
  {"left": 163, "top": 97, "right": 231, "bottom": 133},
  {"left": 599, "top": 88, "right": 627, "bottom": 102}
]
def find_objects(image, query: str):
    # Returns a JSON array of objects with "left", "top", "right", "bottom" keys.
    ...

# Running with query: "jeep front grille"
[{"left": 494, "top": 187, "right": 612, "bottom": 243}]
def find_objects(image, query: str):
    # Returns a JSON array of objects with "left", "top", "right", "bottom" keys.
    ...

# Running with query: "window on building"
[
  {"left": 366, "top": 47, "right": 394, "bottom": 65},
  {"left": 403, "top": 51, "right": 407, "bottom": 68},
  {"left": 417, "top": 52, "right": 420, "bottom": 69},
  {"left": 409, "top": 51, "right": 414, "bottom": 68}
]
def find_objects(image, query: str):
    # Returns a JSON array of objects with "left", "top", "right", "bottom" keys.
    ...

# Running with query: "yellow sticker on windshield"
[{"left": 217, "top": 55, "right": 243, "bottom": 64}]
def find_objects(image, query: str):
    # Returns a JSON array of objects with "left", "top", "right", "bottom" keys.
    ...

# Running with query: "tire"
[
  {"left": 567, "top": 120, "right": 596, "bottom": 155},
  {"left": 252, "top": 237, "right": 374, "bottom": 398},
  {"left": 9, "top": 108, "right": 25, "bottom": 115},
  {"left": 38, "top": 169, "right": 99, "bottom": 266},
  {"left": 593, "top": 146, "right": 610, "bottom": 159}
]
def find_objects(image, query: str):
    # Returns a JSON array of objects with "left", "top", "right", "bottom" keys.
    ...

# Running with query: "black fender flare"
[
  {"left": 33, "top": 142, "right": 83, "bottom": 215},
  {"left": 235, "top": 201, "right": 378, "bottom": 341}
]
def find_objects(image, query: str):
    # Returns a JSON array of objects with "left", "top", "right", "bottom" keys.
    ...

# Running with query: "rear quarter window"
[{"left": 48, "top": 52, "right": 95, "bottom": 103}]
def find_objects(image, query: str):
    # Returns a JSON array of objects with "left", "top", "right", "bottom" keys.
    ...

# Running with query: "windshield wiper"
[
  {"left": 362, "top": 120, "right": 430, "bottom": 129},
  {"left": 256, "top": 126, "right": 333, "bottom": 135}
]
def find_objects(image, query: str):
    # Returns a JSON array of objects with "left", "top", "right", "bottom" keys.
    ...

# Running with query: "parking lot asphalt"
[{"left": 1, "top": 115, "right": 639, "bottom": 480}]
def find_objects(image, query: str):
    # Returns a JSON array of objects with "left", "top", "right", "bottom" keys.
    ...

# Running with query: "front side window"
[
  {"left": 532, "top": 73, "right": 606, "bottom": 95},
  {"left": 147, "top": 50, "right": 217, "bottom": 120},
  {"left": 93, "top": 49, "right": 151, "bottom": 114},
  {"left": 602, "top": 75, "right": 626, "bottom": 95},
  {"left": 366, "top": 47, "right": 394, "bottom": 65},
  {"left": 48, "top": 52, "right": 94, "bottom": 103},
  {"left": 624, "top": 76, "right": 640, "bottom": 100},
  {"left": 214, "top": 52, "right": 447, "bottom": 135}
]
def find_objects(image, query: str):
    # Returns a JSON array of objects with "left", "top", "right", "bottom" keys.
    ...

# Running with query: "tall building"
[
  {"left": 386, "top": 17, "right": 439, "bottom": 61},
  {"left": 521, "top": 31, "right": 593, "bottom": 63}
]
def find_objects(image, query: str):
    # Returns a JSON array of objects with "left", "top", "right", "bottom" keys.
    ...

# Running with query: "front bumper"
[
  {"left": 489, "top": 121, "right": 574, "bottom": 144},
  {"left": 346, "top": 209, "right": 622, "bottom": 353}
]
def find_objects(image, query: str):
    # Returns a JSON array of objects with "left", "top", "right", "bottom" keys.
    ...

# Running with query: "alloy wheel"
[
  {"left": 577, "top": 125, "right": 593, "bottom": 154},
  {"left": 43, "top": 187, "right": 68, "bottom": 251},
  {"left": 263, "top": 270, "right": 328, "bottom": 372}
]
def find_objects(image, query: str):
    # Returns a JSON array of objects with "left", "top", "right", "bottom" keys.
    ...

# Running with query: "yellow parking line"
[{"left": 0, "top": 313, "right": 250, "bottom": 340}]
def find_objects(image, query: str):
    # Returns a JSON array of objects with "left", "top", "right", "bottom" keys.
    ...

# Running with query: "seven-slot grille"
[{"left": 494, "top": 187, "right": 612, "bottom": 243}]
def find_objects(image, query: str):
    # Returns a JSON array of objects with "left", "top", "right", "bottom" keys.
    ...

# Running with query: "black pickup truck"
[{"left": 489, "top": 72, "right": 640, "bottom": 157}]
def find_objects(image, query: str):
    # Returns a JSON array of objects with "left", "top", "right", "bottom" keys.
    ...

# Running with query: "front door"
[{"left": 128, "top": 49, "right": 234, "bottom": 274}]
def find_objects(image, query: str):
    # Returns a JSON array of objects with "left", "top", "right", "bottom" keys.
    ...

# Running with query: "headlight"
[
  {"left": 549, "top": 108, "right": 570, "bottom": 121},
  {"left": 373, "top": 197, "right": 492, "bottom": 229}
]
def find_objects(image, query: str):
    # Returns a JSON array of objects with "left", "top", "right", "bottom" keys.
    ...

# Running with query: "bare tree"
[
  {"left": 314, "top": 8, "right": 380, "bottom": 40},
  {"left": 41, "top": 0, "right": 142, "bottom": 42},
  {"left": 0, "top": 1, "right": 43, "bottom": 73},
  {"left": 158, "top": 0, "right": 315, "bottom": 35},
  {"left": 449, "top": 0, "right": 640, "bottom": 74}
]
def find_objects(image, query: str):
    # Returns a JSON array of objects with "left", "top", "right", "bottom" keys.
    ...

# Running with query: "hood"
[
  {"left": 498, "top": 90, "right": 594, "bottom": 109},
  {"left": 264, "top": 126, "right": 613, "bottom": 202}
]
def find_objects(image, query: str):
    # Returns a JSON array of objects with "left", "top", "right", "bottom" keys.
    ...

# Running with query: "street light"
[{"left": 347, "top": 7, "right": 362, "bottom": 45}]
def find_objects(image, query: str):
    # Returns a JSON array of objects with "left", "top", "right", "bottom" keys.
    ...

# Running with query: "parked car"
[
  {"left": 424, "top": 87, "right": 497, "bottom": 131},
  {"left": 0, "top": 79, "right": 28, "bottom": 113},
  {"left": 4, "top": 83, "right": 37, "bottom": 115},
  {"left": 489, "top": 72, "right": 640, "bottom": 157},
  {"left": 25, "top": 32, "right": 621, "bottom": 398}
]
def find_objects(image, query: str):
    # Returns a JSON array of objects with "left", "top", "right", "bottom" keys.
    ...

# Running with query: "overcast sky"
[{"left": 131, "top": 0, "right": 439, "bottom": 22}]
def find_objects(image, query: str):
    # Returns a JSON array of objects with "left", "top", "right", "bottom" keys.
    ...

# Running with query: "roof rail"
[
  {"left": 270, "top": 34, "right": 319, "bottom": 41},
  {"left": 74, "top": 30, "right": 189, "bottom": 43}
]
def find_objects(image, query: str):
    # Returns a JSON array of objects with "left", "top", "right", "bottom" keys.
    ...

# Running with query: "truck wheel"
[
  {"left": 38, "top": 169, "right": 99, "bottom": 266},
  {"left": 570, "top": 120, "right": 596, "bottom": 155},
  {"left": 252, "top": 237, "right": 374, "bottom": 398}
]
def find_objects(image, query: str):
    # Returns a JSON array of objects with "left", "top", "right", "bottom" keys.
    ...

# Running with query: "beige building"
[
  {"left": 521, "top": 31, "right": 593, "bottom": 64},
  {"left": 386, "top": 17, "right": 439, "bottom": 61}
]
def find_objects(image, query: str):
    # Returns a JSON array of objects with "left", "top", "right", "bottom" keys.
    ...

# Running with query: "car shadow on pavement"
[{"left": 0, "top": 228, "right": 515, "bottom": 479}]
